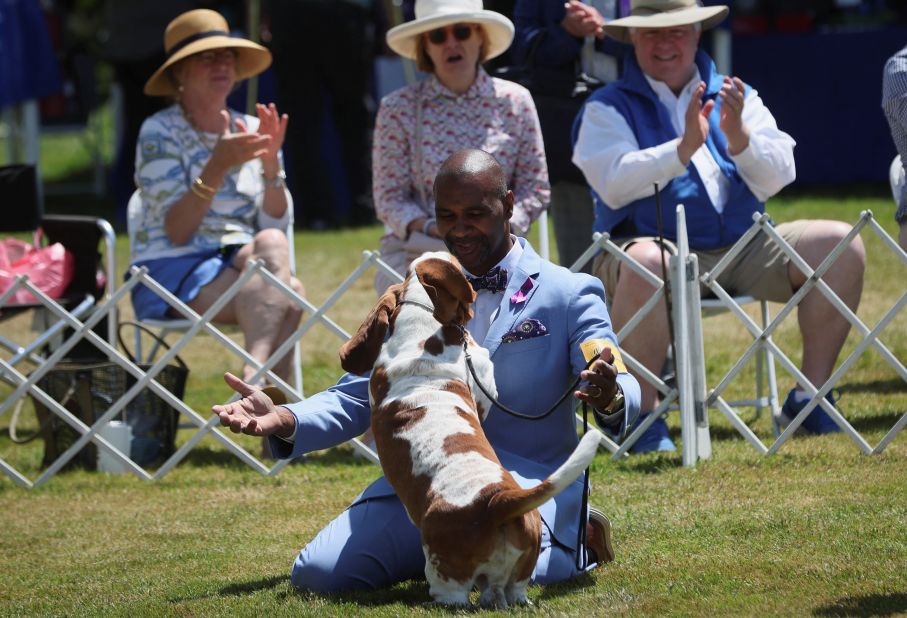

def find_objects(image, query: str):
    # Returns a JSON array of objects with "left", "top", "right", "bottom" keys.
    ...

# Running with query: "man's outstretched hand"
[{"left": 212, "top": 372, "right": 296, "bottom": 438}]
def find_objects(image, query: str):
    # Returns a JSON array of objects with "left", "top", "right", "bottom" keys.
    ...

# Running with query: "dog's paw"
[
  {"left": 479, "top": 586, "right": 510, "bottom": 609},
  {"left": 505, "top": 582, "right": 532, "bottom": 607}
]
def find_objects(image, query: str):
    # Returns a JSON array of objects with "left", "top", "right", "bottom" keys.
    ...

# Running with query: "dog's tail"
[{"left": 487, "top": 429, "right": 603, "bottom": 524}]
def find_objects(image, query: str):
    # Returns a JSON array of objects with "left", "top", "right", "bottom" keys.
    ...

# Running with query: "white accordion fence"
[
  {"left": 569, "top": 207, "right": 906, "bottom": 466},
  {"left": 0, "top": 213, "right": 904, "bottom": 486}
]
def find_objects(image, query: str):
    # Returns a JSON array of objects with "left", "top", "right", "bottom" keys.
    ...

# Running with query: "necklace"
[{"left": 179, "top": 104, "right": 221, "bottom": 152}]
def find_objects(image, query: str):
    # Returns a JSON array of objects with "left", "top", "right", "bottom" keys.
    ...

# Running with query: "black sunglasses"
[{"left": 426, "top": 24, "right": 473, "bottom": 45}]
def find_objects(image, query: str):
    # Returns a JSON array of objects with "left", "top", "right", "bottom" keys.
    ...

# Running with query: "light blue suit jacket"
[{"left": 272, "top": 238, "right": 640, "bottom": 552}]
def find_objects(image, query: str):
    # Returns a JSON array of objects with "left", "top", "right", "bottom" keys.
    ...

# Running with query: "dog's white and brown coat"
[{"left": 340, "top": 252, "right": 602, "bottom": 608}]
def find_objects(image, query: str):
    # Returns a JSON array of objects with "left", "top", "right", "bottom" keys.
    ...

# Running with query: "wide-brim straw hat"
[
  {"left": 386, "top": 0, "right": 514, "bottom": 62},
  {"left": 144, "top": 9, "right": 271, "bottom": 97},
  {"left": 604, "top": 0, "right": 729, "bottom": 44}
]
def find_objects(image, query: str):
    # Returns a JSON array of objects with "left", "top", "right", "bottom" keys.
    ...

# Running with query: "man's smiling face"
[
  {"left": 434, "top": 169, "right": 513, "bottom": 276},
  {"left": 630, "top": 25, "right": 700, "bottom": 93}
]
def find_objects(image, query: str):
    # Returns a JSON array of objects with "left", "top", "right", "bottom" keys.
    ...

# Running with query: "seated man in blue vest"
[{"left": 572, "top": 0, "right": 866, "bottom": 452}]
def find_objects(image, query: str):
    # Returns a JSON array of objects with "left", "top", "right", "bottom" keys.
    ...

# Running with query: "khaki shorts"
[{"left": 593, "top": 220, "right": 811, "bottom": 303}]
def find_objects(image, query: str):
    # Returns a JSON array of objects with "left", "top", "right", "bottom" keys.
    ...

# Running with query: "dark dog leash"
[
  {"left": 463, "top": 336, "right": 598, "bottom": 421},
  {"left": 655, "top": 182, "right": 679, "bottom": 390}
]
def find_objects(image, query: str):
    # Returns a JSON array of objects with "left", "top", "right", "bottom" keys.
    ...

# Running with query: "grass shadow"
[
  {"left": 178, "top": 445, "right": 262, "bottom": 469},
  {"left": 839, "top": 378, "right": 907, "bottom": 395},
  {"left": 285, "top": 574, "right": 596, "bottom": 611},
  {"left": 706, "top": 422, "right": 766, "bottom": 442},
  {"left": 291, "top": 579, "right": 437, "bottom": 610},
  {"left": 167, "top": 574, "right": 286, "bottom": 605},
  {"left": 812, "top": 592, "right": 907, "bottom": 616},
  {"left": 535, "top": 571, "right": 596, "bottom": 601},
  {"left": 849, "top": 411, "right": 907, "bottom": 434},
  {"left": 614, "top": 452, "right": 682, "bottom": 474},
  {"left": 218, "top": 575, "right": 286, "bottom": 597}
]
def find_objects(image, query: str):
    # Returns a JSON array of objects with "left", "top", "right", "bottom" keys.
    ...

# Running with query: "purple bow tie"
[{"left": 467, "top": 266, "right": 508, "bottom": 294}]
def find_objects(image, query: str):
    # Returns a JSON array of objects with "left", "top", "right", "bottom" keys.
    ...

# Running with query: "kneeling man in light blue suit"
[{"left": 214, "top": 149, "right": 641, "bottom": 592}]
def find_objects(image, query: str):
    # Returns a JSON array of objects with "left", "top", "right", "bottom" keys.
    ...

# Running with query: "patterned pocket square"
[{"left": 501, "top": 318, "right": 548, "bottom": 343}]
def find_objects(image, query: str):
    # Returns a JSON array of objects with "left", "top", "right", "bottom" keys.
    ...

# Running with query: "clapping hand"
[
  {"left": 209, "top": 110, "right": 272, "bottom": 172},
  {"left": 255, "top": 102, "right": 289, "bottom": 169},
  {"left": 677, "top": 81, "right": 714, "bottom": 165},
  {"left": 718, "top": 76, "right": 749, "bottom": 155},
  {"left": 562, "top": 0, "right": 606, "bottom": 39}
]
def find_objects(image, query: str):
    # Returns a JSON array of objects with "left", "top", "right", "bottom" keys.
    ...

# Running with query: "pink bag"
[{"left": 0, "top": 232, "right": 75, "bottom": 305}]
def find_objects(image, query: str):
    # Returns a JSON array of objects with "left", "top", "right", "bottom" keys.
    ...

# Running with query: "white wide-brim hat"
[
  {"left": 386, "top": 0, "right": 514, "bottom": 62},
  {"left": 604, "top": 0, "right": 729, "bottom": 44},
  {"left": 144, "top": 9, "right": 271, "bottom": 97}
]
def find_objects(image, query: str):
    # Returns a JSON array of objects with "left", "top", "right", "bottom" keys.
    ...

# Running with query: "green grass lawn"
[{"left": 0, "top": 128, "right": 905, "bottom": 615}]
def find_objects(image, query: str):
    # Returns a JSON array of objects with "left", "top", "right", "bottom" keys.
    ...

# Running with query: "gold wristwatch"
[{"left": 600, "top": 384, "right": 625, "bottom": 415}]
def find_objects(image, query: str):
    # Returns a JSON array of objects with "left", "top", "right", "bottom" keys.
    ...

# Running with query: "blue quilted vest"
[{"left": 573, "top": 50, "right": 764, "bottom": 250}]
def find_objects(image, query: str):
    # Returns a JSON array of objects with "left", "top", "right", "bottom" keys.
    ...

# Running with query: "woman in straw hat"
[
  {"left": 372, "top": 0, "right": 550, "bottom": 292},
  {"left": 131, "top": 9, "right": 304, "bottom": 387}
]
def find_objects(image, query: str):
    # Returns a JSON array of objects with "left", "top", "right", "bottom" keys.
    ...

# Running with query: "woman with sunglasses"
[
  {"left": 132, "top": 10, "right": 305, "bottom": 400},
  {"left": 373, "top": 0, "right": 550, "bottom": 292}
]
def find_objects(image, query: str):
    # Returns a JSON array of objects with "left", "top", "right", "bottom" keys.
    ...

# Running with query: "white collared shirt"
[
  {"left": 464, "top": 236, "right": 523, "bottom": 344},
  {"left": 572, "top": 68, "right": 796, "bottom": 213}
]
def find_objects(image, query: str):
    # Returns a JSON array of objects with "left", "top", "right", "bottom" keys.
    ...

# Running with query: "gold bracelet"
[
  {"left": 190, "top": 183, "right": 213, "bottom": 201},
  {"left": 193, "top": 176, "right": 217, "bottom": 197}
]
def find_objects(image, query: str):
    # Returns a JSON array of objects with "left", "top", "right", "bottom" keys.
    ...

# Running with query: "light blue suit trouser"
[{"left": 291, "top": 494, "right": 588, "bottom": 592}]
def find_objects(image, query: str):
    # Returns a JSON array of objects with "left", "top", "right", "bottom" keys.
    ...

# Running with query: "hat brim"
[
  {"left": 386, "top": 11, "right": 514, "bottom": 62},
  {"left": 144, "top": 36, "right": 272, "bottom": 97},
  {"left": 603, "top": 6, "right": 729, "bottom": 43}
]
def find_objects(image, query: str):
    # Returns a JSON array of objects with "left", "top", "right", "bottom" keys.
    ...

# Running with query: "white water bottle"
[{"left": 96, "top": 420, "right": 133, "bottom": 474}]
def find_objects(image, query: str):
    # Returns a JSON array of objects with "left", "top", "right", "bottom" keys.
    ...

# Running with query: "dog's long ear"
[
  {"left": 415, "top": 258, "right": 475, "bottom": 326},
  {"left": 339, "top": 283, "right": 404, "bottom": 374}
]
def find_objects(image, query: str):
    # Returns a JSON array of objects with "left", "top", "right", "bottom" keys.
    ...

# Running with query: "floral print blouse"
[{"left": 372, "top": 68, "right": 550, "bottom": 239}]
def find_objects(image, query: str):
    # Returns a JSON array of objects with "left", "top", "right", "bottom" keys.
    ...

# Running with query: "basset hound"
[{"left": 339, "top": 251, "right": 603, "bottom": 608}]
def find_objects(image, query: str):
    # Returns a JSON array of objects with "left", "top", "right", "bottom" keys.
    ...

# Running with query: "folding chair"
[
  {"left": 0, "top": 164, "right": 120, "bottom": 486},
  {"left": 642, "top": 205, "right": 907, "bottom": 460},
  {"left": 0, "top": 163, "right": 116, "bottom": 367},
  {"left": 566, "top": 206, "right": 779, "bottom": 465},
  {"left": 124, "top": 190, "right": 302, "bottom": 396},
  {"left": 699, "top": 295, "right": 780, "bottom": 427},
  {"left": 701, "top": 209, "right": 903, "bottom": 456}
]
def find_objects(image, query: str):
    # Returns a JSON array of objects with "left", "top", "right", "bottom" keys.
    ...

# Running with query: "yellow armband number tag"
[{"left": 580, "top": 339, "right": 628, "bottom": 373}]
